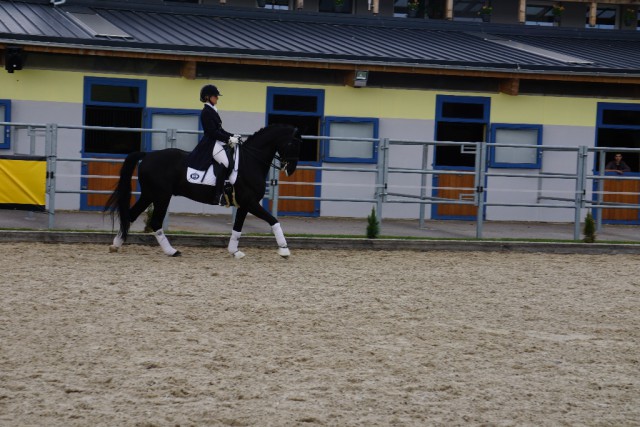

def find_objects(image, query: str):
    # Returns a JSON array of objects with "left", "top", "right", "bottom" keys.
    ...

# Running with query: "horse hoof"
[
  {"left": 171, "top": 251, "right": 182, "bottom": 257},
  {"left": 232, "top": 250, "right": 245, "bottom": 259},
  {"left": 109, "top": 245, "right": 120, "bottom": 253},
  {"left": 277, "top": 247, "right": 290, "bottom": 258}
]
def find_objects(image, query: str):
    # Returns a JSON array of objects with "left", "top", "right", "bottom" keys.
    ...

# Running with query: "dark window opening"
[
  {"left": 269, "top": 114, "right": 319, "bottom": 162},
  {"left": 435, "top": 122, "right": 484, "bottom": 167},
  {"left": 602, "top": 109, "right": 640, "bottom": 126},
  {"left": 441, "top": 102, "right": 485, "bottom": 120},
  {"left": 90, "top": 84, "right": 140, "bottom": 104},
  {"left": 319, "top": 0, "right": 352, "bottom": 13},
  {"left": 272, "top": 94, "right": 317, "bottom": 113},
  {"left": 597, "top": 128, "right": 640, "bottom": 172},
  {"left": 84, "top": 106, "right": 142, "bottom": 154}
]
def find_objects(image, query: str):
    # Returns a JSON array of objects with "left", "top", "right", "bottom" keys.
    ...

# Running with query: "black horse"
[{"left": 105, "top": 124, "right": 300, "bottom": 258}]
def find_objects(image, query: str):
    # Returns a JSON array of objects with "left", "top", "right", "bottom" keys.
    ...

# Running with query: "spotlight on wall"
[
  {"left": 5, "top": 47, "right": 24, "bottom": 73},
  {"left": 354, "top": 70, "right": 369, "bottom": 87}
]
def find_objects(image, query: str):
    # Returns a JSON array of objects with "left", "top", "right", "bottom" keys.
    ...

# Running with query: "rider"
[{"left": 187, "top": 84, "right": 241, "bottom": 207}]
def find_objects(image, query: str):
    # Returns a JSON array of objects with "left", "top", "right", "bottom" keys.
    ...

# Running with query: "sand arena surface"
[{"left": 1, "top": 242, "right": 639, "bottom": 426}]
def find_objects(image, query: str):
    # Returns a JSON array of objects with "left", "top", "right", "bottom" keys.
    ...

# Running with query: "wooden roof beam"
[
  {"left": 499, "top": 78, "right": 520, "bottom": 96},
  {"left": 180, "top": 60, "right": 196, "bottom": 80}
]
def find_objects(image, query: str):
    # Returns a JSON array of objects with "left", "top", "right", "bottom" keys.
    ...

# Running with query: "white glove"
[{"left": 228, "top": 136, "right": 239, "bottom": 147}]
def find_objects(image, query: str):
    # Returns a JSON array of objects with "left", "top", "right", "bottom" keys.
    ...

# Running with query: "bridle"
[
  {"left": 273, "top": 136, "right": 300, "bottom": 174},
  {"left": 238, "top": 127, "right": 300, "bottom": 173}
]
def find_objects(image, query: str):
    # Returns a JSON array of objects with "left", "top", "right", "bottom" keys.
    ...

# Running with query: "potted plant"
[
  {"left": 551, "top": 2, "right": 565, "bottom": 22},
  {"left": 407, "top": 0, "right": 419, "bottom": 18},
  {"left": 478, "top": 5, "right": 492, "bottom": 23},
  {"left": 334, "top": 0, "right": 345, "bottom": 13},
  {"left": 623, "top": 7, "right": 636, "bottom": 26}
]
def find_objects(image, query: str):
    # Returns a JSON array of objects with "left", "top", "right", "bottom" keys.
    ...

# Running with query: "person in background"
[
  {"left": 605, "top": 153, "right": 631, "bottom": 175},
  {"left": 187, "top": 84, "right": 241, "bottom": 206}
]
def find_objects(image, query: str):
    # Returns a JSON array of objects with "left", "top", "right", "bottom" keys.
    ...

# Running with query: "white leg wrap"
[
  {"left": 109, "top": 233, "right": 124, "bottom": 253},
  {"left": 272, "top": 223, "right": 287, "bottom": 248},
  {"left": 154, "top": 229, "right": 178, "bottom": 256},
  {"left": 212, "top": 142, "right": 229, "bottom": 168},
  {"left": 112, "top": 233, "right": 124, "bottom": 248},
  {"left": 228, "top": 230, "right": 242, "bottom": 255},
  {"left": 272, "top": 223, "right": 289, "bottom": 258}
]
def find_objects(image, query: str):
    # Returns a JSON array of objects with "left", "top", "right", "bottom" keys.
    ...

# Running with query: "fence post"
[
  {"left": 45, "top": 123, "right": 58, "bottom": 230},
  {"left": 573, "top": 145, "right": 588, "bottom": 240},
  {"left": 596, "top": 150, "right": 606, "bottom": 232},
  {"left": 28, "top": 125, "right": 36, "bottom": 155},
  {"left": 475, "top": 141, "right": 487, "bottom": 239},
  {"left": 270, "top": 164, "right": 279, "bottom": 217},
  {"left": 166, "top": 128, "right": 177, "bottom": 149},
  {"left": 376, "top": 138, "right": 389, "bottom": 228},
  {"left": 419, "top": 141, "right": 429, "bottom": 229}
]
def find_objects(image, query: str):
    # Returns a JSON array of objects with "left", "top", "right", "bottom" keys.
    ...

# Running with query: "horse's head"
[{"left": 277, "top": 127, "right": 300, "bottom": 177}]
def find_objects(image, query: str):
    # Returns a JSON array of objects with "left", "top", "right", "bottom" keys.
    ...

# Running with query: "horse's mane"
[{"left": 246, "top": 123, "right": 294, "bottom": 143}]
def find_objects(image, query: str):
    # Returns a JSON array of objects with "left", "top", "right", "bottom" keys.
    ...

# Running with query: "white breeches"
[{"left": 213, "top": 142, "right": 229, "bottom": 168}]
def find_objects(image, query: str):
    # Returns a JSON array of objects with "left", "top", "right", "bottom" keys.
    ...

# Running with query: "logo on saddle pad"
[{"left": 189, "top": 172, "right": 200, "bottom": 180}]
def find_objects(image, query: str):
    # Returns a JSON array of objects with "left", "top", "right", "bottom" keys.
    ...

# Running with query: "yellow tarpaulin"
[{"left": 0, "top": 156, "right": 46, "bottom": 211}]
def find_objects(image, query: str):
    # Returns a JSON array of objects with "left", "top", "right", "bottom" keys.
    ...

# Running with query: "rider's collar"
[{"left": 205, "top": 103, "right": 218, "bottom": 112}]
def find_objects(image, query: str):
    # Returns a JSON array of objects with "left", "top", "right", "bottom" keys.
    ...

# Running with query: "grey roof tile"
[{"left": 1, "top": 0, "right": 639, "bottom": 75}]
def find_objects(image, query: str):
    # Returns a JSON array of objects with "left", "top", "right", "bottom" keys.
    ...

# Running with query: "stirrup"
[{"left": 221, "top": 182, "right": 235, "bottom": 208}]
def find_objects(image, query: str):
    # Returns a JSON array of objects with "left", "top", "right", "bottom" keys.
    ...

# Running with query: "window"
[
  {"left": 83, "top": 77, "right": 146, "bottom": 155},
  {"left": 435, "top": 95, "right": 490, "bottom": 168},
  {"left": 0, "top": 100, "right": 10, "bottom": 149},
  {"left": 596, "top": 103, "right": 640, "bottom": 172},
  {"left": 319, "top": 0, "right": 351, "bottom": 13},
  {"left": 451, "top": 0, "right": 484, "bottom": 22},
  {"left": 322, "top": 117, "right": 379, "bottom": 163},
  {"left": 266, "top": 87, "right": 324, "bottom": 163},
  {"left": 259, "top": 0, "right": 290, "bottom": 10},
  {"left": 143, "top": 109, "right": 200, "bottom": 152},
  {"left": 489, "top": 124, "right": 542, "bottom": 169}
]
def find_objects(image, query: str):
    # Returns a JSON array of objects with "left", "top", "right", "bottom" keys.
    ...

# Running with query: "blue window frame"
[
  {"left": 322, "top": 116, "right": 379, "bottom": 163},
  {"left": 0, "top": 100, "right": 11, "bottom": 149},
  {"left": 266, "top": 87, "right": 324, "bottom": 118},
  {"left": 489, "top": 124, "right": 543, "bottom": 168},
  {"left": 83, "top": 76, "right": 146, "bottom": 108},
  {"left": 143, "top": 108, "right": 200, "bottom": 152}
]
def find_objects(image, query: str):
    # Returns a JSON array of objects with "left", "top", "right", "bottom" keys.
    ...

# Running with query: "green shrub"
[
  {"left": 583, "top": 212, "right": 596, "bottom": 243},
  {"left": 366, "top": 206, "right": 380, "bottom": 239}
]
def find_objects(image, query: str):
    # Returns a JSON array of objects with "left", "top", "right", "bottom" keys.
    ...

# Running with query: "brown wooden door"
[
  {"left": 85, "top": 159, "right": 137, "bottom": 209},
  {"left": 273, "top": 166, "right": 319, "bottom": 216},
  {"left": 435, "top": 173, "right": 477, "bottom": 218},
  {"left": 602, "top": 177, "right": 640, "bottom": 222}
]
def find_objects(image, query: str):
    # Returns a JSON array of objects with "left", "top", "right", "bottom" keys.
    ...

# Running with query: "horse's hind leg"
[
  {"left": 148, "top": 198, "right": 181, "bottom": 257},
  {"left": 129, "top": 195, "right": 152, "bottom": 223},
  {"left": 110, "top": 195, "right": 152, "bottom": 252}
]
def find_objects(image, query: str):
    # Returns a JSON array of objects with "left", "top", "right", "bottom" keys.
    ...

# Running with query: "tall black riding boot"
[{"left": 215, "top": 166, "right": 229, "bottom": 206}]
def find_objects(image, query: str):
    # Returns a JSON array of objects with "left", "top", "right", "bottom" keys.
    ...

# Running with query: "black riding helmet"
[{"left": 200, "top": 84, "right": 221, "bottom": 102}]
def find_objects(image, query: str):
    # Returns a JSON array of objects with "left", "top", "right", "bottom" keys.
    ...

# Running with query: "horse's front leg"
[
  {"left": 244, "top": 201, "right": 290, "bottom": 259},
  {"left": 228, "top": 207, "right": 248, "bottom": 259}
]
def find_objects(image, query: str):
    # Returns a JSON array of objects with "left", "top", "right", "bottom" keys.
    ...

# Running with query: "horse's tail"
[{"left": 104, "top": 151, "right": 147, "bottom": 241}]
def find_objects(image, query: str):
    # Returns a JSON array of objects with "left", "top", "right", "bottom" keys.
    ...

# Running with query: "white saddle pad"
[{"left": 186, "top": 148, "right": 239, "bottom": 187}]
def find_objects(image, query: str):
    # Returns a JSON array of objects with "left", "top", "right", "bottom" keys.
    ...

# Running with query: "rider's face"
[{"left": 209, "top": 95, "right": 219, "bottom": 105}]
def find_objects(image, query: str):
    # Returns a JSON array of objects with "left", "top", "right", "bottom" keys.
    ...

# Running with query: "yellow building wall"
[{"left": 2, "top": 69, "right": 639, "bottom": 125}]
